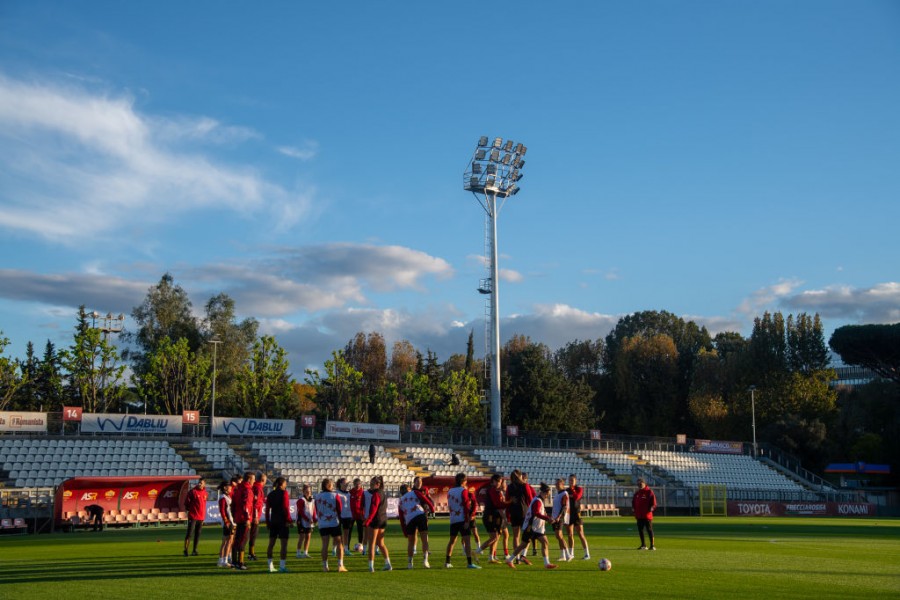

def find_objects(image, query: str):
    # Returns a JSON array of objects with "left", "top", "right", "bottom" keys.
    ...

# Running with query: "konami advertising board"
[{"left": 727, "top": 501, "right": 877, "bottom": 517}]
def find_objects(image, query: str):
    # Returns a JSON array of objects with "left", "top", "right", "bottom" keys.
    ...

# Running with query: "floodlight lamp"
[
  {"left": 508, "top": 185, "right": 520, "bottom": 196},
  {"left": 485, "top": 175, "right": 497, "bottom": 188},
  {"left": 503, "top": 139, "right": 513, "bottom": 152},
  {"left": 478, "top": 136, "right": 489, "bottom": 147},
  {"left": 516, "top": 158, "right": 525, "bottom": 169},
  {"left": 501, "top": 154, "right": 512, "bottom": 165},
  {"left": 475, "top": 149, "right": 486, "bottom": 160},
  {"left": 519, "top": 145, "right": 527, "bottom": 156},
  {"left": 486, "top": 164, "right": 497, "bottom": 175},
  {"left": 490, "top": 149, "right": 500, "bottom": 162},
  {"left": 493, "top": 137, "right": 503, "bottom": 148},
  {"left": 469, "top": 176, "right": 480, "bottom": 188},
  {"left": 515, "top": 143, "right": 524, "bottom": 154},
  {"left": 472, "top": 163, "right": 482, "bottom": 174}
]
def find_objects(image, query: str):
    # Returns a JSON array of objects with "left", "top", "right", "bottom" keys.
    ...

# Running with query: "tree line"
[{"left": 1, "top": 273, "right": 898, "bottom": 477}]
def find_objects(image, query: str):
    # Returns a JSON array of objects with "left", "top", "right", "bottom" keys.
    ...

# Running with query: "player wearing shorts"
[
  {"left": 265, "top": 477, "right": 292, "bottom": 573},
  {"left": 444, "top": 472, "right": 481, "bottom": 569},
  {"left": 505, "top": 470, "right": 531, "bottom": 554},
  {"left": 364, "top": 476, "right": 391, "bottom": 572},
  {"left": 295, "top": 484, "right": 316, "bottom": 558},
  {"left": 551, "top": 478, "right": 572, "bottom": 561},
  {"left": 398, "top": 477, "right": 435, "bottom": 569},
  {"left": 183, "top": 478, "right": 207, "bottom": 557},
  {"left": 335, "top": 478, "right": 354, "bottom": 554},
  {"left": 349, "top": 478, "right": 366, "bottom": 550},
  {"left": 315, "top": 478, "right": 347, "bottom": 572},
  {"left": 477, "top": 474, "right": 511, "bottom": 563},
  {"left": 505, "top": 483, "right": 557, "bottom": 570},
  {"left": 248, "top": 472, "right": 266, "bottom": 561},
  {"left": 232, "top": 472, "right": 256, "bottom": 570},
  {"left": 217, "top": 481, "right": 235, "bottom": 568},
  {"left": 566, "top": 474, "right": 590, "bottom": 559}
]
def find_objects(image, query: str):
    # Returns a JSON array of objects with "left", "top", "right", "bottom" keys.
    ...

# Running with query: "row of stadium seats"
[
  {"left": 404, "top": 446, "right": 484, "bottom": 477},
  {"left": 474, "top": 449, "right": 615, "bottom": 487},
  {"left": 1, "top": 438, "right": 194, "bottom": 488},
  {"left": 191, "top": 440, "right": 249, "bottom": 471},
  {"left": 590, "top": 452, "right": 639, "bottom": 476},
  {"left": 639, "top": 450, "right": 807, "bottom": 492},
  {"left": 253, "top": 442, "right": 416, "bottom": 488},
  {"left": 63, "top": 507, "right": 188, "bottom": 527}
]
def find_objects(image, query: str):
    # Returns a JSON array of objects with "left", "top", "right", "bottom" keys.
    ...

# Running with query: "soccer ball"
[
  {"left": 598, "top": 558, "right": 612, "bottom": 571},
  {"left": 354, "top": 543, "right": 364, "bottom": 553}
]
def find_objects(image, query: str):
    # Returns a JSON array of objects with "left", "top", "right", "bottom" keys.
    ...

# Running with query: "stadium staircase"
[
  {"left": 455, "top": 450, "right": 490, "bottom": 474},
  {"left": 388, "top": 447, "right": 430, "bottom": 477},
  {"left": 170, "top": 442, "right": 216, "bottom": 480},
  {"left": 581, "top": 451, "right": 633, "bottom": 485}
]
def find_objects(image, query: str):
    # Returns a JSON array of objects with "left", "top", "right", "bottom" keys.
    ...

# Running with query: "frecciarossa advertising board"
[{"left": 212, "top": 417, "right": 295, "bottom": 437}]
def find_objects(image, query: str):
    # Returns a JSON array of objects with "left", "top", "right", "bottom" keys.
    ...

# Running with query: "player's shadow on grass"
[{"left": 0, "top": 555, "right": 221, "bottom": 585}]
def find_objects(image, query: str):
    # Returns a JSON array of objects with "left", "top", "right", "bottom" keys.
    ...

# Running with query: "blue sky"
[{"left": 1, "top": 1, "right": 898, "bottom": 372}]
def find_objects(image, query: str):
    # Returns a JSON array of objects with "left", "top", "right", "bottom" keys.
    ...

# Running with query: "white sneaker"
[
  {"left": 444, "top": 563, "right": 453, "bottom": 569},
  {"left": 423, "top": 560, "right": 430, "bottom": 569},
  {"left": 268, "top": 564, "right": 276, "bottom": 573},
  {"left": 368, "top": 564, "right": 375, "bottom": 573},
  {"left": 583, "top": 554, "right": 591, "bottom": 560},
  {"left": 475, "top": 546, "right": 483, "bottom": 555}
]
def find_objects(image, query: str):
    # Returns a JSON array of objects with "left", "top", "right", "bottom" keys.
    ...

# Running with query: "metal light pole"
[
  {"left": 209, "top": 339, "right": 221, "bottom": 439},
  {"left": 90, "top": 311, "right": 125, "bottom": 412},
  {"left": 749, "top": 385, "right": 758, "bottom": 457},
  {"left": 464, "top": 136, "right": 526, "bottom": 446}
]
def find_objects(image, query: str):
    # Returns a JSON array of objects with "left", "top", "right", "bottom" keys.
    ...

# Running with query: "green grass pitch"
[{"left": 1, "top": 517, "right": 899, "bottom": 599}]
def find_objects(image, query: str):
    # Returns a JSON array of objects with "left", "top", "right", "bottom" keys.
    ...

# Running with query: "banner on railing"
[
  {"left": 81, "top": 413, "right": 182, "bottom": 434},
  {"left": 0, "top": 411, "right": 48, "bottom": 433},
  {"left": 695, "top": 439, "right": 743, "bottom": 454},
  {"left": 324, "top": 420, "right": 400, "bottom": 441},
  {"left": 727, "top": 501, "right": 877, "bottom": 517},
  {"left": 213, "top": 417, "right": 295, "bottom": 437}
]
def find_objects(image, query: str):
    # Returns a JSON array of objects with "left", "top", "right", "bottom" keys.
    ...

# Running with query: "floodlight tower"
[{"left": 464, "top": 136, "right": 526, "bottom": 446}]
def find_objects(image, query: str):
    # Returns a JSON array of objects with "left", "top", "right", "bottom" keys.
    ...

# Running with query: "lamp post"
[
  {"left": 209, "top": 339, "right": 221, "bottom": 439},
  {"left": 89, "top": 311, "right": 125, "bottom": 412},
  {"left": 464, "top": 136, "right": 526, "bottom": 446},
  {"left": 748, "top": 385, "right": 758, "bottom": 457}
]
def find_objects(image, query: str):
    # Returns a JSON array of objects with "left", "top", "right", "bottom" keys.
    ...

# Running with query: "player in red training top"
[
  {"left": 398, "top": 477, "right": 436, "bottom": 569},
  {"left": 444, "top": 472, "right": 481, "bottom": 569},
  {"left": 505, "top": 470, "right": 532, "bottom": 556},
  {"left": 183, "top": 478, "right": 207, "bottom": 557},
  {"left": 315, "top": 478, "right": 347, "bottom": 572},
  {"left": 349, "top": 478, "right": 366, "bottom": 551},
  {"left": 217, "top": 480, "right": 235, "bottom": 568},
  {"left": 231, "top": 472, "right": 256, "bottom": 570},
  {"left": 364, "top": 475, "right": 392, "bottom": 572},
  {"left": 295, "top": 483, "right": 316, "bottom": 558},
  {"left": 265, "top": 477, "right": 292, "bottom": 573},
  {"left": 505, "top": 482, "right": 557, "bottom": 570},
  {"left": 632, "top": 477, "right": 657, "bottom": 550},
  {"left": 248, "top": 472, "right": 266, "bottom": 561},
  {"left": 566, "top": 473, "right": 590, "bottom": 559},
  {"left": 477, "top": 473, "right": 511, "bottom": 563}
]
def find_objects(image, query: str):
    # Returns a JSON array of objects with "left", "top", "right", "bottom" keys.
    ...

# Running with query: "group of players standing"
[{"left": 206, "top": 468, "right": 600, "bottom": 573}]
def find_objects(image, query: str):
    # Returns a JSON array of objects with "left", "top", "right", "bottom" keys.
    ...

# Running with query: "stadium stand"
[
  {"left": 638, "top": 450, "right": 807, "bottom": 492},
  {"left": 253, "top": 442, "right": 416, "bottom": 488},
  {"left": 0, "top": 438, "right": 195, "bottom": 488},
  {"left": 473, "top": 448, "right": 615, "bottom": 487},
  {"left": 191, "top": 440, "right": 249, "bottom": 473},
  {"left": 590, "top": 452, "right": 640, "bottom": 478},
  {"left": 404, "top": 446, "right": 484, "bottom": 477}
]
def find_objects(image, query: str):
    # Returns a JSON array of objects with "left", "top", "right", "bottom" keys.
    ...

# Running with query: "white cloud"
[
  {"left": 736, "top": 278, "right": 804, "bottom": 315},
  {"left": 277, "top": 140, "right": 319, "bottom": 161},
  {"left": 783, "top": 282, "right": 900, "bottom": 323},
  {"left": 499, "top": 268, "right": 523, "bottom": 283},
  {"left": 0, "top": 72, "right": 313, "bottom": 241}
]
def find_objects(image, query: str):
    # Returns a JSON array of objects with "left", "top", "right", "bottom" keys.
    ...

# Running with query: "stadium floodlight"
[
  {"left": 748, "top": 385, "right": 758, "bottom": 457},
  {"left": 463, "top": 135, "right": 527, "bottom": 446},
  {"left": 209, "top": 339, "right": 222, "bottom": 439}
]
